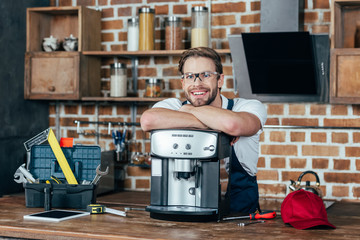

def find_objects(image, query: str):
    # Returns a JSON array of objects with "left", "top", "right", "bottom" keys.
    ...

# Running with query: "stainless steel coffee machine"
[{"left": 146, "top": 129, "right": 230, "bottom": 221}]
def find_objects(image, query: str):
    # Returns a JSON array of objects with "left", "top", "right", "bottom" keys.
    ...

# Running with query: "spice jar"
[
  {"left": 145, "top": 78, "right": 162, "bottom": 97},
  {"left": 165, "top": 16, "right": 183, "bottom": 50},
  {"left": 139, "top": 7, "right": 155, "bottom": 51},
  {"left": 127, "top": 17, "right": 139, "bottom": 51},
  {"left": 191, "top": 6, "right": 209, "bottom": 48},
  {"left": 110, "top": 63, "right": 127, "bottom": 97}
]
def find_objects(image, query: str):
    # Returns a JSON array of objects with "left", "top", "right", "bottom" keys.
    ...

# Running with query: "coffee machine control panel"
[{"left": 150, "top": 129, "right": 221, "bottom": 159}]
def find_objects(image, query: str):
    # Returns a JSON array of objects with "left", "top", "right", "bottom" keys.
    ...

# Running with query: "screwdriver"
[{"left": 222, "top": 211, "right": 276, "bottom": 221}]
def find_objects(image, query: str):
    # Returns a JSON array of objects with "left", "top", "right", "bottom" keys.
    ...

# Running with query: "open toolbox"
[{"left": 23, "top": 144, "right": 101, "bottom": 209}]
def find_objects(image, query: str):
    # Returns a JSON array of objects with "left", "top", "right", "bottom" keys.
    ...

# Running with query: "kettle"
[{"left": 289, "top": 171, "right": 323, "bottom": 198}]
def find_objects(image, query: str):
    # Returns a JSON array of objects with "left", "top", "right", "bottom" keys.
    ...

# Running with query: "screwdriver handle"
[{"left": 250, "top": 211, "right": 276, "bottom": 220}]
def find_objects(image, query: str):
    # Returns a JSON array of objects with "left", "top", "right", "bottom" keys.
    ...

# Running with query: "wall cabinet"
[
  {"left": 330, "top": 0, "right": 360, "bottom": 104},
  {"left": 24, "top": 6, "right": 101, "bottom": 100}
]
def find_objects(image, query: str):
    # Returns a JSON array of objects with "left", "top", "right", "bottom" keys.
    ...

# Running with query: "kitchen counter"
[{"left": 0, "top": 191, "right": 359, "bottom": 240}]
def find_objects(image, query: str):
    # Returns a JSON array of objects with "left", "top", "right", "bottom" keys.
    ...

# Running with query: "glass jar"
[
  {"left": 127, "top": 17, "right": 139, "bottom": 51},
  {"left": 145, "top": 78, "right": 162, "bottom": 97},
  {"left": 110, "top": 63, "right": 127, "bottom": 97},
  {"left": 191, "top": 6, "right": 209, "bottom": 48},
  {"left": 139, "top": 7, "right": 155, "bottom": 51},
  {"left": 165, "top": 16, "right": 183, "bottom": 50}
]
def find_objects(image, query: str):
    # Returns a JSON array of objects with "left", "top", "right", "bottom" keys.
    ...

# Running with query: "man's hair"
[{"left": 178, "top": 47, "right": 223, "bottom": 75}]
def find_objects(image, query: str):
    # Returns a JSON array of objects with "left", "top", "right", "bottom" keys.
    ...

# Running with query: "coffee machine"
[{"left": 146, "top": 129, "right": 230, "bottom": 221}]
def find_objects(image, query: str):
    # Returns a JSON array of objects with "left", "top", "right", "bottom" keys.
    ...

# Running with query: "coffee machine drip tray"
[{"left": 146, "top": 205, "right": 218, "bottom": 222}]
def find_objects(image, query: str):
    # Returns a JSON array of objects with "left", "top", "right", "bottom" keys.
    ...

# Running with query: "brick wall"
[{"left": 48, "top": 0, "right": 360, "bottom": 201}]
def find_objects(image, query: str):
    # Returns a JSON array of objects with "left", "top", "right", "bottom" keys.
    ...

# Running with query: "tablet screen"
[{"left": 24, "top": 210, "right": 89, "bottom": 222}]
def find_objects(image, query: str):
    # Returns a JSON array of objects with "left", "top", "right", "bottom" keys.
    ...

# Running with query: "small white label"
[{"left": 151, "top": 158, "right": 162, "bottom": 176}]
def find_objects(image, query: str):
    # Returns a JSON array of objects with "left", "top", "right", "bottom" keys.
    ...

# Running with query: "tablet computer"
[{"left": 24, "top": 209, "right": 90, "bottom": 222}]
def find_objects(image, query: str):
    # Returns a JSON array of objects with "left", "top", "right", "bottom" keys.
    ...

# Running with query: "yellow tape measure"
[{"left": 48, "top": 129, "right": 78, "bottom": 184}]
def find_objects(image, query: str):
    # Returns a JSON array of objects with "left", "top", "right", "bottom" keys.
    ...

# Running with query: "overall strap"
[
  {"left": 227, "top": 99, "right": 234, "bottom": 110},
  {"left": 182, "top": 100, "right": 187, "bottom": 105}
]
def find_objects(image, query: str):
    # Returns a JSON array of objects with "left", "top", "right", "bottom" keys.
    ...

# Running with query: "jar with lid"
[
  {"left": 145, "top": 78, "right": 162, "bottom": 97},
  {"left": 139, "top": 7, "right": 155, "bottom": 51},
  {"left": 127, "top": 17, "right": 139, "bottom": 51},
  {"left": 165, "top": 16, "right": 183, "bottom": 50},
  {"left": 110, "top": 63, "right": 127, "bottom": 97},
  {"left": 191, "top": 6, "right": 209, "bottom": 48}
]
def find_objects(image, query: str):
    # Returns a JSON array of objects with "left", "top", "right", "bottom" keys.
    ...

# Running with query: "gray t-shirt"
[{"left": 152, "top": 95, "right": 267, "bottom": 176}]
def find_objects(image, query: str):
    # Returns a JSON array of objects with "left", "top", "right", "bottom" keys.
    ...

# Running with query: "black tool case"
[{"left": 23, "top": 145, "right": 101, "bottom": 209}]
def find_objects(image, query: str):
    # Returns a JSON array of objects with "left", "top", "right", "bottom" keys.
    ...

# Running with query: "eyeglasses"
[{"left": 181, "top": 71, "right": 218, "bottom": 83}]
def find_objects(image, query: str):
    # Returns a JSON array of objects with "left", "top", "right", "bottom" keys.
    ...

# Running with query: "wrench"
[
  {"left": 14, "top": 163, "right": 36, "bottom": 183},
  {"left": 91, "top": 165, "right": 109, "bottom": 185}
]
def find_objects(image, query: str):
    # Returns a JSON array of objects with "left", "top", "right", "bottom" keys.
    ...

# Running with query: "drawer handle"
[{"left": 48, "top": 86, "right": 56, "bottom": 92}]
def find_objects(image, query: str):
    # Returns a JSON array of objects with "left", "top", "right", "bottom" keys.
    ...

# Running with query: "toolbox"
[{"left": 24, "top": 144, "right": 101, "bottom": 210}]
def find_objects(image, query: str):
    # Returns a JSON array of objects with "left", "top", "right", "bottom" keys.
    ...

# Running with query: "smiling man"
[{"left": 140, "top": 47, "right": 267, "bottom": 214}]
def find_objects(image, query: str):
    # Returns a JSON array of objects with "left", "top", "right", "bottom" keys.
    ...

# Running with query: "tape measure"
[{"left": 87, "top": 204, "right": 105, "bottom": 214}]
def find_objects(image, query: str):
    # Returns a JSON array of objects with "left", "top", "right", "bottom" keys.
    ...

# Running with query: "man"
[{"left": 140, "top": 47, "right": 267, "bottom": 214}]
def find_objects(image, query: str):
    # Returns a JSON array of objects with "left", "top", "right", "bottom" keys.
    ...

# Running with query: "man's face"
[{"left": 181, "top": 57, "right": 224, "bottom": 107}]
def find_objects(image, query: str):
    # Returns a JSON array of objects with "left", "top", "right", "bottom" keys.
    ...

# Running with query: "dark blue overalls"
[
  {"left": 226, "top": 99, "right": 260, "bottom": 214},
  {"left": 183, "top": 99, "right": 260, "bottom": 214}
]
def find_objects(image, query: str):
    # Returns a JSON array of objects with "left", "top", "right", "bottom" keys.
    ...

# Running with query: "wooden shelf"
[
  {"left": 81, "top": 96, "right": 167, "bottom": 102},
  {"left": 83, "top": 49, "right": 231, "bottom": 57}
]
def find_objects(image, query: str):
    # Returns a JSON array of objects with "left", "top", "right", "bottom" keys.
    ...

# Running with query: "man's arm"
[
  {"left": 140, "top": 107, "right": 208, "bottom": 132},
  {"left": 180, "top": 104, "right": 262, "bottom": 136}
]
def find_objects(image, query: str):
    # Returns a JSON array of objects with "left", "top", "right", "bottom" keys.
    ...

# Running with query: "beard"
[{"left": 185, "top": 86, "right": 218, "bottom": 107}]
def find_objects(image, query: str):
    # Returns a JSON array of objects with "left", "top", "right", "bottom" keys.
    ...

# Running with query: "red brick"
[
  {"left": 60, "top": 117, "right": 88, "bottom": 127},
  {"left": 162, "top": 66, "right": 179, "bottom": 77},
  {"left": 101, "top": 8, "right": 114, "bottom": 18},
  {"left": 265, "top": 118, "right": 280, "bottom": 125},
  {"left": 324, "top": 172, "right": 360, "bottom": 183},
  {"left": 311, "top": 132, "right": 327, "bottom": 143},
  {"left": 312, "top": 25, "right": 329, "bottom": 34},
  {"left": 334, "top": 159, "right": 351, "bottom": 170},
  {"left": 270, "top": 157, "right": 285, "bottom": 168},
  {"left": 173, "top": 4, "right": 187, "bottom": 14},
  {"left": 331, "top": 105, "right": 348, "bottom": 115},
  {"left": 213, "top": 15, "right": 236, "bottom": 26},
  {"left": 241, "top": 13, "right": 260, "bottom": 24},
  {"left": 251, "top": 1, "right": 260, "bottom": 11},
  {"left": 283, "top": 171, "right": 319, "bottom": 183},
  {"left": 324, "top": 118, "right": 360, "bottom": 128},
  {"left": 99, "top": 105, "right": 113, "bottom": 115},
  {"left": 257, "top": 170, "right": 278, "bottom": 180},
  {"left": 267, "top": 104, "right": 284, "bottom": 115},
  {"left": 304, "top": 12, "right": 319, "bottom": 23},
  {"left": 353, "top": 105, "right": 360, "bottom": 115},
  {"left": 323, "top": 11, "right": 331, "bottom": 22},
  {"left": 270, "top": 131, "right": 286, "bottom": 142},
  {"left": 332, "top": 132, "right": 348, "bottom": 143},
  {"left": 312, "top": 158, "right": 329, "bottom": 169},
  {"left": 81, "top": 105, "right": 95, "bottom": 115},
  {"left": 127, "top": 166, "right": 151, "bottom": 177},
  {"left": 290, "top": 132, "right": 305, "bottom": 142},
  {"left": 332, "top": 186, "right": 349, "bottom": 197},
  {"left": 261, "top": 145, "right": 298, "bottom": 156},
  {"left": 353, "top": 186, "right": 360, "bottom": 198},
  {"left": 289, "top": 158, "right": 307, "bottom": 168},
  {"left": 257, "top": 157, "right": 265, "bottom": 168},
  {"left": 345, "top": 147, "right": 360, "bottom": 157},
  {"left": 135, "top": 179, "right": 150, "bottom": 189},
  {"left": 310, "top": 104, "right": 327, "bottom": 115},
  {"left": 77, "top": 0, "right": 95, "bottom": 6},
  {"left": 258, "top": 183, "right": 286, "bottom": 195},
  {"left": 313, "top": 0, "right": 330, "bottom": 9},
  {"left": 212, "top": 2, "right": 246, "bottom": 13},
  {"left": 116, "top": 105, "right": 131, "bottom": 115},
  {"left": 102, "top": 32, "right": 114, "bottom": 42},
  {"left": 102, "top": 20, "right": 123, "bottom": 30},
  {"left": 64, "top": 105, "right": 78, "bottom": 114},
  {"left": 282, "top": 118, "right": 318, "bottom": 126},
  {"left": 357, "top": 159, "right": 360, "bottom": 170},
  {"left": 353, "top": 132, "right": 360, "bottom": 143},
  {"left": 289, "top": 104, "right": 305, "bottom": 115},
  {"left": 302, "top": 145, "right": 339, "bottom": 156}
]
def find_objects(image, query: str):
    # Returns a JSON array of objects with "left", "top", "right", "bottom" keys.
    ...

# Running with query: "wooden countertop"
[{"left": 0, "top": 191, "right": 359, "bottom": 240}]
